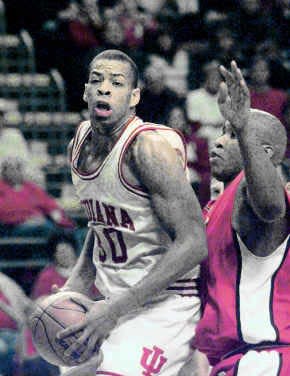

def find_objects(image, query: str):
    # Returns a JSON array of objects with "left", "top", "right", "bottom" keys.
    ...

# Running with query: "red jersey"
[{"left": 194, "top": 172, "right": 290, "bottom": 366}]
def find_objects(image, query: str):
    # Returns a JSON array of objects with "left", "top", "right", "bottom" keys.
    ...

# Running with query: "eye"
[
  {"left": 113, "top": 81, "right": 123, "bottom": 86},
  {"left": 90, "top": 79, "right": 101, "bottom": 84}
]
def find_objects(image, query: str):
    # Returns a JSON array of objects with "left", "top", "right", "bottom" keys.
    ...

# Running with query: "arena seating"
[
  {"left": 0, "top": 30, "right": 35, "bottom": 73},
  {"left": 0, "top": 1, "right": 85, "bottom": 280}
]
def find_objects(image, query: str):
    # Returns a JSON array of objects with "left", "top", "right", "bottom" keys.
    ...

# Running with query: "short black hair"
[{"left": 89, "top": 49, "right": 139, "bottom": 88}]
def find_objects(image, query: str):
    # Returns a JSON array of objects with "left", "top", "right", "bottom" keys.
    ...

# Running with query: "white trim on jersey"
[
  {"left": 238, "top": 235, "right": 290, "bottom": 344},
  {"left": 235, "top": 350, "right": 281, "bottom": 376}
]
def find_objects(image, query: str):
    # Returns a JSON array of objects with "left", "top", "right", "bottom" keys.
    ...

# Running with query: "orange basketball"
[{"left": 29, "top": 291, "right": 94, "bottom": 367}]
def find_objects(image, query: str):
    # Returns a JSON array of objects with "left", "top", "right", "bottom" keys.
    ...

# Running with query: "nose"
[
  {"left": 97, "top": 81, "right": 111, "bottom": 96},
  {"left": 213, "top": 136, "right": 224, "bottom": 149}
]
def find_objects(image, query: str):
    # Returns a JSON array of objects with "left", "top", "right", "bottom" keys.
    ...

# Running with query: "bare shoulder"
[{"left": 129, "top": 129, "right": 186, "bottom": 192}]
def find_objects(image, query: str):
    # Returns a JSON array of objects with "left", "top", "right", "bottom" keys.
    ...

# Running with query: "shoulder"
[{"left": 132, "top": 125, "right": 185, "bottom": 160}]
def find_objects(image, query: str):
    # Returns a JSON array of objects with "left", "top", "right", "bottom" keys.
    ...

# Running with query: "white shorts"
[{"left": 61, "top": 294, "right": 200, "bottom": 376}]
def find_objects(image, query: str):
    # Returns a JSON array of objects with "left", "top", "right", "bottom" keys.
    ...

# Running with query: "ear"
[
  {"left": 130, "top": 88, "right": 140, "bottom": 108},
  {"left": 263, "top": 144, "right": 274, "bottom": 159},
  {"left": 83, "top": 84, "right": 88, "bottom": 103}
]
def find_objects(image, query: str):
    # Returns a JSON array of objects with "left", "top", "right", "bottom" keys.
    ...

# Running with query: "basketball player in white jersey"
[{"left": 56, "top": 49, "right": 208, "bottom": 375}]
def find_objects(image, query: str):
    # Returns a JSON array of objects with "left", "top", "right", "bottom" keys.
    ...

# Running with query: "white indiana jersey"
[{"left": 71, "top": 116, "right": 199, "bottom": 299}]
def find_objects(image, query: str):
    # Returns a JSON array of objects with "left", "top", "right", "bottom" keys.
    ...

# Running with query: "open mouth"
[
  {"left": 209, "top": 151, "right": 222, "bottom": 162},
  {"left": 94, "top": 101, "right": 112, "bottom": 117}
]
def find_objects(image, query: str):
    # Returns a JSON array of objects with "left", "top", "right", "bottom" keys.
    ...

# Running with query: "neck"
[{"left": 90, "top": 112, "right": 135, "bottom": 152}]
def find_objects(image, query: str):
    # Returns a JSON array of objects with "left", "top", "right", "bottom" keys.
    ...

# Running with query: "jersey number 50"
[{"left": 96, "top": 228, "right": 128, "bottom": 263}]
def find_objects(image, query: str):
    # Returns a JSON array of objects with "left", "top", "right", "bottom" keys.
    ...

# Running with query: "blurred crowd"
[{"left": 3, "top": 0, "right": 290, "bottom": 204}]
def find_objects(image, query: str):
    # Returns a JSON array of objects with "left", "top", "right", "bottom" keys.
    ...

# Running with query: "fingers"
[
  {"left": 220, "top": 61, "right": 245, "bottom": 89},
  {"left": 63, "top": 331, "right": 90, "bottom": 360},
  {"left": 219, "top": 64, "right": 233, "bottom": 82},
  {"left": 57, "top": 322, "right": 84, "bottom": 340},
  {"left": 217, "top": 82, "right": 228, "bottom": 105},
  {"left": 77, "top": 336, "right": 101, "bottom": 363}
]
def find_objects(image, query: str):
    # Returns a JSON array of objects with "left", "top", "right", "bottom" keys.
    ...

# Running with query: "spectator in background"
[
  {"left": 186, "top": 60, "right": 223, "bottom": 148},
  {"left": 31, "top": 233, "right": 100, "bottom": 299},
  {"left": 137, "top": 62, "right": 179, "bottom": 124},
  {"left": 248, "top": 55, "right": 288, "bottom": 123},
  {"left": 0, "top": 107, "right": 44, "bottom": 186},
  {"left": 0, "top": 272, "right": 59, "bottom": 376},
  {"left": 167, "top": 105, "right": 211, "bottom": 206},
  {"left": 145, "top": 25, "right": 191, "bottom": 97},
  {"left": 256, "top": 38, "right": 290, "bottom": 91},
  {"left": 208, "top": 26, "right": 244, "bottom": 67},
  {"left": 31, "top": 234, "right": 79, "bottom": 300},
  {"left": 227, "top": 0, "right": 281, "bottom": 60},
  {"left": 0, "top": 157, "right": 75, "bottom": 239}
]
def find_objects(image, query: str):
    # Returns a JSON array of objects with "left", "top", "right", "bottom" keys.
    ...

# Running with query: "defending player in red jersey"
[
  {"left": 50, "top": 49, "right": 207, "bottom": 376},
  {"left": 180, "top": 61, "right": 289, "bottom": 376}
]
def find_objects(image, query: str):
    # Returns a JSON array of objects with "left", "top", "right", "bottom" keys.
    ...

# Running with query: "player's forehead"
[{"left": 89, "top": 58, "right": 130, "bottom": 78}]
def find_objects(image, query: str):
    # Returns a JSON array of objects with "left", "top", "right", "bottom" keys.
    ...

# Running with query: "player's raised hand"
[
  {"left": 218, "top": 61, "right": 250, "bottom": 133},
  {"left": 56, "top": 298, "right": 117, "bottom": 364}
]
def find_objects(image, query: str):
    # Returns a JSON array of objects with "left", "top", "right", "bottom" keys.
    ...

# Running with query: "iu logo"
[{"left": 141, "top": 346, "right": 168, "bottom": 376}]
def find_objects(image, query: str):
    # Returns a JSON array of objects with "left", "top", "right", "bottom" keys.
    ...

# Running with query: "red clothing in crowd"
[
  {"left": 0, "top": 180, "right": 74, "bottom": 227},
  {"left": 31, "top": 265, "right": 100, "bottom": 301},
  {"left": 68, "top": 20, "right": 100, "bottom": 48},
  {"left": 250, "top": 88, "right": 288, "bottom": 123},
  {"left": 30, "top": 265, "right": 67, "bottom": 300}
]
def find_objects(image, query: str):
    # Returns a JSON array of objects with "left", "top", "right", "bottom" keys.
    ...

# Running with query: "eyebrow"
[{"left": 91, "top": 71, "right": 126, "bottom": 79}]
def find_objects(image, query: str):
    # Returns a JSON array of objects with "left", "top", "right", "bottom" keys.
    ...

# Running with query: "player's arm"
[
  {"left": 111, "top": 131, "right": 207, "bottom": 311},
  {"left": 59, "top": 228, "right": 96, "bottom": 296},
  {"left": 218, "top": 61, "right": 286, "bottom": 222},
  {"left": 0, "top": 272, "right": 33, "bottom": 326}
]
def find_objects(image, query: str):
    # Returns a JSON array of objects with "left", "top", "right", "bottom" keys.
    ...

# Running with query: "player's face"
[
  {"left": 209, "top": 121, "right": 243, "bottom": 183},
  {"left": 83, "top": 59, "right": 140, "bottom": 132}
]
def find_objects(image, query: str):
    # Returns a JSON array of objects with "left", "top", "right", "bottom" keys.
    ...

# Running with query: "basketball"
[{"left": 29, "top": 291, "right": 95, "bottom": 367}]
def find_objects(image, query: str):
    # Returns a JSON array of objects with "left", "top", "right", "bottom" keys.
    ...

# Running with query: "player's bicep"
[{"left": 133, "top": 133, "right": 203, "bottom": 240}]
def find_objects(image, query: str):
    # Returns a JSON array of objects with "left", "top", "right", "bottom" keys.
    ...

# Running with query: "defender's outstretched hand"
[{"left": 218, "top": 61, "right": 250, "bottom": 132}]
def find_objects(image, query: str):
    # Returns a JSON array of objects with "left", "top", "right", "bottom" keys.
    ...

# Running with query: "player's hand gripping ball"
[{"left": 29, "top": 291, "right": 100, "bottom": 367}]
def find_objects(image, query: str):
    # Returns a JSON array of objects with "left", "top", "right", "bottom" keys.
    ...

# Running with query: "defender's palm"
[{"left": 218, "top": 61, "right": 250, "bottom": 132}]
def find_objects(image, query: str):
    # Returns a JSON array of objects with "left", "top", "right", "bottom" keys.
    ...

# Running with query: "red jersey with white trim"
[
  {"left": 194, "top": 172, "right": 290, "bottom": 366},
  {"left": 71, "top": 116, "right": 199, "bottom": 300}
]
